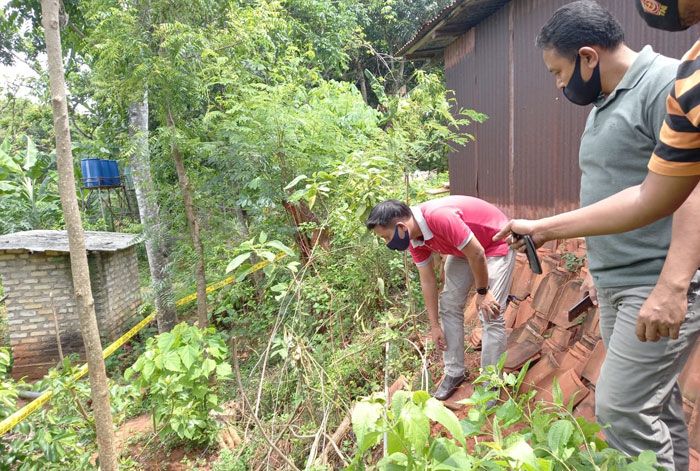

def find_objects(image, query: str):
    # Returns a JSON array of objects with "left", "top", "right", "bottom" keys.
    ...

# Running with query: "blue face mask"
[{"left": 387, "top": 224, "right": 410, "bottom": 251}]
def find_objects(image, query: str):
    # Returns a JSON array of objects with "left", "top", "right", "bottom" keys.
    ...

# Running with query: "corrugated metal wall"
[{"left": 445, "top": 0, "right": 699, "bottom": 219}]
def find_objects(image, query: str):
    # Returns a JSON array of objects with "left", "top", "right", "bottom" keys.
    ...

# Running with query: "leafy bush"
[
  {"left": 212, "top": 448, "right": 254, "bottom": 471},
  {"left": 348, "top": 360, "right": 659, "bottom": 470},
  {"left": 125, "top": 322, "right": 233, "bottom": 445},
  {"left": 0, "top": 135, "right": 63, "bottom": 234},
  {"left": 0, "top": 356, "right": 138, "bottom": 470}
]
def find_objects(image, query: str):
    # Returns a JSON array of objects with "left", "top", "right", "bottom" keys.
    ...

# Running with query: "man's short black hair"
[
  {"left": 366, "top": 200, "right": 412, "bottom": 229},
  {"left": 536, "top": 0, "right": 624, "bottom": 60}
]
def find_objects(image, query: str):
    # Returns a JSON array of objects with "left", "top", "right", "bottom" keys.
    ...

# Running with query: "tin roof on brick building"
[{"left": 0, "top": 230, "right": 141, "bottom": 253}]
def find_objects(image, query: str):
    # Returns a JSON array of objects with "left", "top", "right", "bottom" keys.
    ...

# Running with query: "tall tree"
[
  {"left": 128, "top": 94, "right": 177, "bottom": 332},
  {"left": 39, "top": 1, "right": 118, "bottom": 469},
  {"left": 84, "top": 0, "right": 214, "bottom": 327},
  {"left": 166, "top": 108, "right": 208, "bottom": 327}
]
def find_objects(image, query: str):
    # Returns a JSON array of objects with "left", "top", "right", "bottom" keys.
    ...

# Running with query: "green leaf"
[
  {"left": 202, "top": 358, "right": 217, "bottom": 376},
  {"left": 377, "top": 452, "right": 408, "bottom": 469},
  {"left": 266, "top": 240, "right": 295, "bottom": 256},
  {"left": 637, "top": 450, "right": 657, "bottom": 465},
  {"left": 0, "top": 181, "right": 19, "bottom": 194},
  {"left": 163, "top": 350, "right": 182, "bottom": 372},
  {"left": 495, "top": 398, "right": 522, "bottom": 427},
  {"left": 216, "top": 362, "right": 232, "bottom": 378},
  {"left": 424, "top": 398, "right": 465, "bottom": 447},
  {"left": 0, "top": 144, "right": 22, "bottom": 174},
  {"left": 284, "top": 174, "right": 307, "bottom": 190},
  {"left": 157, "top": 332, "right": 176, "bottom": 352},
  {"left": 258, "top": 231, "right": 267, "bottom": 244},
  {"left": 623, "top": 450, "right": 659, "bottom": 470},
  {"left": 552, "top": 377, "right": 564, "bottom": 405},
  {"left": 576, "top": 417, "right": 603, "bottom": 443},
  {"left": 503, "top": 437, "right": 538, "bottom": 471},
  {"left": 142, "top": 360, "right": 155, "bottom": 381},
  {"left": 24, "top": 136, "right": 38, "bottom": 171},
  {"left": 124, "top": 367, "right": 134, "bottom": 381},
  {"left": 351, "top": 400, "right": 383, "bottom": 453},
  {"left": 376, "top": 277, "right": 385, "bottom": 296},
  {"left": 431, "top": 450, "right": 472, "bottom": 470},
  {"left": 399, "top": 402, "right": 429, "bottom": 452},
  {"left": 412, "top": 390, "right": 430, "bottom": 406},
  {"left": 226, "top": 252, "right": 251, "bottom": 273},
  {"left": 259, "top": 250, "right": 276, "bottom": 262},
  {"left": 547, "top": 420, "right": 574, "bottom": 452},
  {"left": 179, "top": 345, "right": 197, "bottom": 370},
  {"left": 391, "top": 390, "right": 410, "bottom": 418}
]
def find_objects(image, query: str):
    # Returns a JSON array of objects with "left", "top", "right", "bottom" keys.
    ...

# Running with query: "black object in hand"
[{"left": 513, "top": 233, "right": 542, "bottom": 274}]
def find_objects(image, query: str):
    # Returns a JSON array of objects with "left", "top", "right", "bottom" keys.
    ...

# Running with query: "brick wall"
[
  {"left": 0, "top": 247, "right": 141, "bottom": 379},
  {"left": 101, "top": 247, "right": 140, "bottom": 340}
]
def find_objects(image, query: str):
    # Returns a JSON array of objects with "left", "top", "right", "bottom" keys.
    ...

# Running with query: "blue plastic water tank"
[
  {"left": 107, "top": 160, "right": 121, "bottom": 186},
  {"left": 99, "top": 160, "right": 112, "bottom": 186},
  {"left": 80, "top": 158, "right": 103, "bottom": 188}
]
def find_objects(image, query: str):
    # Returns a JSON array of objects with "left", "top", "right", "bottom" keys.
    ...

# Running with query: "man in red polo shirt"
[{"left": 366, "top": 196, "right": 515, "bottom": 400}]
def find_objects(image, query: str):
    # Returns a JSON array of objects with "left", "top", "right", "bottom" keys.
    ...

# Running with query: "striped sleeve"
[{"left": 648, "top": 40, "right": 700, "bottom": 176}]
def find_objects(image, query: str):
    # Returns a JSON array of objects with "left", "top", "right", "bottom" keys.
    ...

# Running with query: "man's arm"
[
  {"left": 417, "top": 261, "right": 446, "bottom": 351},
  {"left": 636, "top": 183, "right": 700, "bottom": 342},
  {"left": 460, "top": 237, "right": 500, "bottom": 319},
  {"left": 494, "top": 172, "right": 699, "bottom": 245}
]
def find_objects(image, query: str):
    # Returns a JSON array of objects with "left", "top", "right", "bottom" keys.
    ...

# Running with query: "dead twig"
[{"left": 232, "top": 337, "right": 300, "bottom": 471}]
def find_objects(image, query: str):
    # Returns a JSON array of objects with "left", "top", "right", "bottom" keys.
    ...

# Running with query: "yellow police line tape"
[{"left": 0, "top": 253, "right": 286, "bottom": 436}]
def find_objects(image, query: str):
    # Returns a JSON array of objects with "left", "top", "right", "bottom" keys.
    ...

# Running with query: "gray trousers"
[
  {"left": 595, "top": 272, "right": 700, "bottom": 471},
  {"left": 439, "top": 250, "right": 516, "bottom": 377}
]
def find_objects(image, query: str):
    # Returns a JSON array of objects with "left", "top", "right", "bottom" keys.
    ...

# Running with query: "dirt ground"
[{"left": 115, "top": 414, "right": 218, "bottom": 470}]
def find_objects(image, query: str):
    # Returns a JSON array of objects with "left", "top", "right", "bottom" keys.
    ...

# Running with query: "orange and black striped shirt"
[{"left": 648, "top": 40, "right": 700, "bottom": 176}]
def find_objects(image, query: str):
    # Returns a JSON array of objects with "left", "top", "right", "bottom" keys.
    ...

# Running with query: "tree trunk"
[
  {"left": 356, "top": 59, "right": 368, "bottom": 104},
  {"left": 166, "top": 107, "right": 208, "bottom": 327},
  {"left": 282, "top": 200, "right": 330, "bottom": 262},
  {"left": 128, "top": 94, "right": 177, "bottom": 332},
  {"left": 40, "top": 2, "right": 118, "bottom": 470}
]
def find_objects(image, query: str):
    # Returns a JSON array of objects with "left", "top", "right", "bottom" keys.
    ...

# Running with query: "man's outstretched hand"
[{"left": 492, "top": 219, "right": 547, "bottom": 252}]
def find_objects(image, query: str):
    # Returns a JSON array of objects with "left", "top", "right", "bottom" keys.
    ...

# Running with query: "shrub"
[{"left": 125, "top": 322, "right": 232, "bottom": 445}]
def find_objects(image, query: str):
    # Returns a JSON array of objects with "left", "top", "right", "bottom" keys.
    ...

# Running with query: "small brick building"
[{"left": 0, "top": 230, "right": 141, "bottom": 379}]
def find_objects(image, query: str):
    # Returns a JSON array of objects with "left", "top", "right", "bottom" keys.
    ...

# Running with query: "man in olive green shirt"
[{"left": 533, "top": 2, "right": 700, "bottom": 469}]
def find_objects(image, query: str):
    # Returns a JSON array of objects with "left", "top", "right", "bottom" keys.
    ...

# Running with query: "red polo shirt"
[{"left": 408, "top": 195, "right": 510, "bottom": 267}]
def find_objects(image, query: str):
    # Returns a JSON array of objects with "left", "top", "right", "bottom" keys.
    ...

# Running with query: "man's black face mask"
[
  {"left": 563, "top": 55, "right": 602, "bottom": 106},
  {"left": 636, "top": 0, "right": 690, "bottom": 31},
  {"left": 386, "top": 224, "right": 410, "bottom": 251}
]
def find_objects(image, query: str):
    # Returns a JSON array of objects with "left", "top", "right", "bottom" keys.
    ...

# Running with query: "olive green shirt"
[{"left": 580, "top": 46, "right": 679, "bottom": 288}]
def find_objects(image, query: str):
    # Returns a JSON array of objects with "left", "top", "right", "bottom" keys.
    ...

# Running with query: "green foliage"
[
  {"left": 125, "top": 322, "right": 233, "bottom": 444},
  {"left": 225, "top": 231, "right": 297, "bottom": 282},
  {"left": 348, "top": 390, "right": 471, "bottom": 470},
  {"left": 212, "top": 447, "right": 255, "bottom": 471},
  {"left": 0, "top": 356, "right": 139, "bottom": 470},
  {"left": 1, "top": 0, "right": 490, "bottom": 465},
  {"left": 374, "top": 70, "right": 487, "bottom": 172},
  {"left": 0, "top": 135, "right": 63, "bottom": 234},
  {"left": 0, "top": 346, "right": 11, "bottom": 377},
  {"left": 0, "top": 347, "right": 19, "bottom": 426},
  {"left": 562, "top": 252, "right": 586, "bottom": 273},
  {"left": 348, "top": 361, "right": 660, "bottom": 470}
]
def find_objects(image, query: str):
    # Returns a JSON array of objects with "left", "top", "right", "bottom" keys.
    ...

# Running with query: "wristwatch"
[{"left": 476, "top": 287, "right": 489, "bottom": 296}]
